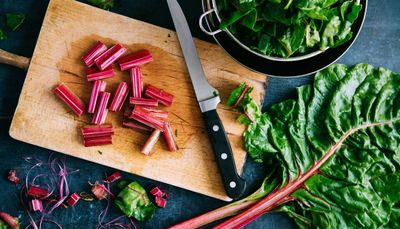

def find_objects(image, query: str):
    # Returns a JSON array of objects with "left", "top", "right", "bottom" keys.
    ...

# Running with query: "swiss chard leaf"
[
  {"left": 88, "top": 0, "right": 115, "bottom": 10},
  {"left": 0, "top": 30, "right": 6, "bottom": 40},
  {"left": 115, "top": 181, "right": 156, "bottom": 221},
  {"left": 233, "top": 64, "right": 400, "bottom": 227},
  {"left": 0, "top": 220, "right": 10, "bottom": 229},
  {"left": 5, "top": 13, "right": 25, "bottom": 31}
]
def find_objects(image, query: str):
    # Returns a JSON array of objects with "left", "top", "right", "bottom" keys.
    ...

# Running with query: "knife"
[{"left": 166, "top": 0, "right": 246, "bottom": 199}]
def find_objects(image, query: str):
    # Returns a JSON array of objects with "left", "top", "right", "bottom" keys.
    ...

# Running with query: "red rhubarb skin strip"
[
  {"left": 88, "top": 81, "right": 107, "bottom": 113},
  {"left": 109, "top": 82, "right": 129, "bottom": 112},
  {"left": 92, "top": 92, "right": 110, "bottom": 125},
  {"left": 95, "top": 43, "right": 127, "bottom": 71},
  {"left": 141, "top": 129, "right": 161, "bottom": 155},
  {"left": 84, "top": 136, "right": 112, "bottom": 147},
  {"left": 81, "top": 124, "right": 114, "bottom": 138},
  {"left": 130, "top": 67, "right": 143, "bottom": 98},
  {"left": 118, "top": 49, "right": 153, "bottom": 71},
  {"left": 129, "top": 97, "right": 158, "bottom": 107},
  {"left": 54, "top": 84, "right": 85, "bottom": 116},
  {"left": 86, "top": 66, "right": 114, "bottom": 81},
  {"left": 163, "top": 122, "right": 178, "bottom": 152},
  {"left": 82, "top": 41, "right": 107, "bottom": 67},
  {"left": 145, "top": 85, "right": 174, "bottom": 106}
]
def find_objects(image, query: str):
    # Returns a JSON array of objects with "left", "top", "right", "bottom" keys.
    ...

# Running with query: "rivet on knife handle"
[{"left": 202, "top": 109, "right": 246, "bottom": 199}]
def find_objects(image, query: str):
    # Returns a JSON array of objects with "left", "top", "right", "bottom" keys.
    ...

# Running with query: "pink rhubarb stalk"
[
  {"left": 129, "top": 97, "right": 158, "bottom": 107},
  {"left": 92, "top": 92, "right": 111, "bottom": 125},
  {"left": 86, "top": 66, "right": 114, "bottom": 81},
  {"left": 83, "top": 136, "right": 112, "bottom": 147},
  {"left": 0, "top": 212, "right": 20, "bottom": 229},
  {"left": 30, "top": 199, "right": 43, "bottom": 212},
  {"left": 109, "top": 82, "right": 129, "bottom": 112},
  {"left": 155, "top": 196, "right": 167, "bottom": 208},
  {"left": 118, "top": 49, "right": 153, "bottom": 71},
  {"left": 141, "top": 129, "right": 161, "bottom": 155},
  {"left": 54, "top": 84, "right": 85, "bottom": 116},
  {"left": 145, "top": 85, "right": 174, "bottom": 106},
  {"left": 66, "top": 193, "right": 81, "bottom": 207},
  {"left": 95, "top": 43, "right": 127, "bottom": 71},
  {"left": 82, "top": 41, "right": 107, "bottom": 67},
  {"left": 130, "top": 106, "right": 165, "bottom": 130},
  {"left": 163, "top": 122, "right": 178, "bottom": 152},
  {"left": 122, "top": 120, "right": 153, "bottom": 133},
  {"left": 88, "top": 81, "right": 107, "bottom": 113},
  {"left": 27, "top": 186, "right": 50, "bottom": 199},
  {"left": 105, "top": 172, "right": 122, "bottom": 183},
  {"left": 130, "top": 67, "right": 143, "bottom": 98},
  {"left": 136, "top": 106, "right": 169, "bottom": 120},
  {"left": 150, "top": 187, "right": 165, "bottom": 197},
  {"left": 81, "top": 124, "right": 114, "bottom": 138}
]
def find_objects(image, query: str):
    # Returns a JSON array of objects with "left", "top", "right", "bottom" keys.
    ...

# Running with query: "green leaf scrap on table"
[
  {"left": 115, "top": 181, "right": 156, "bottom": 221},
  {"left": 0, "top": 220, "right": 9, "bottom": 229},
  {"left": 6, "top": 13, "right": 25, "bottom": 31},
  {"left": 227, "top": 63, "right": 400, "bottom": 228},
  {"left": 88, "top": 0, "right": 115, "bottom": 10},
  {"left": 217, "top": 0, "right": 362, "bottom": 58},
  {"left": 0, "top": 29, "right": 6, "bottom": 40}
]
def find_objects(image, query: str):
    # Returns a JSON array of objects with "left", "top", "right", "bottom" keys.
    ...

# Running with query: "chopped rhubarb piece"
[
  {"left": 123, "top": 106, "right": 133, "bottom": 118},
  {"left": 7, "top": 169, "right": 20, "bottom": 184},
  {"left": 122, "top": 120, "right": 153, "bottom": 133},
  {"left": 83, "top": 136, "right": 112, "bottom": 147},
  {"left": 95, "top": 43, "right": 127, "bottom": 70},
  {"left": 105, "top": 171, "right": 122, "bottom": 183},
  {"left": 136, "top": 106, "right": 168, "bottom": 120},
  {"left": 66, "top": 193, "right": 80, "bottom": 207},
  {"left": 145, "top": 85, "right": 174, "bottom": 106},
  {"left": 54, "top": 84, "right": 85, "bottom": 116},
  {"left": 88, "top": 81, "right": 107, "bottom": 113},
  {"left": 129, "top": 97, "right": 158, "bottom": 107},
  {"left": 86, "top": 65, "right": 114, "bottom": 81},
  {"left": 0, "top": 212, "right": 19, "bottom": 229},
  {"left": 150, "top": 187, "right": 164, "bottom": 197},
  {"left": 163, "top": 122, "right": 178, "bottom": 152},
  {"left": 27, "top": 186, "right": 49, "bottom": 199},
  {"left": 155, "top": 196, "right": 167, "bottom": 208},
  {"left": 130, "top": 67, "right": 143, "bottom": 98},
  {"left": 92, "top": 92, "right": 110, "bottom": 124},
  {"left": 118, "top": 49, "right": 153, "bottom": 71},
  {"left": 141, "top": 129, "right": 161, "bottom": 155},
  {"left": 82, "top": 41, "right": 107, "bottom": 67},
  {"left": 81, "top": 124, "right": 114, "bottom": 138},
  {"left": 91, "top": 182, "right": 108, "bottom": 200},
  {"left": 109, "top": 82, "right": 129, "bottom": 112},
  {"left": 30, "top": 199, "right": 43, "bottom": 212},
  {"left": 130, "top": 106, "right": 165, "bottom": 130}
]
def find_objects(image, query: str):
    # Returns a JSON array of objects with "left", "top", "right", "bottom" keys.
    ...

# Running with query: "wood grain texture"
[{"left": 9, "top": 0, "right": 267, "bottom": 200}]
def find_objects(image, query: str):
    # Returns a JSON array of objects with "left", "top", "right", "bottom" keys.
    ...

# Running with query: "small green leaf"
[
  {"left": 88, "top": 0, "right": 115, "bottom": 10},
  {"left": 115, "top": 181, "right": 156, "bottom": 221},
  {"left": 227, "top": 83, "right": 246, "bottom": 106},
  {"left": 6, "top": 13, "right": 25, "bottom": 31},
  {"left": 0, "top": 220, "right": 10, "bottom": 229},
  {"left": 0, "top": 29, "right": 6, "bottom": 40}
]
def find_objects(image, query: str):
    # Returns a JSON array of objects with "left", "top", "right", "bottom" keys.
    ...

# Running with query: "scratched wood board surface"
[{"left": 9, "top": 0, "right": 267, "bottom": 200}]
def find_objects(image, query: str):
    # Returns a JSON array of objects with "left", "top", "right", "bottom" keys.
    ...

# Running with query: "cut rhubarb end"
[
  {"left": 83, "top": 136, "right": 112, "bottom": 147},
  {"left": 81, "top": 124, "right": 114, "bottom": 138},
  {"left": 155, "top": 196, "right": 167, "bottom": 208},
  {"left": 118, "top": 49, "right": 153, "bottom": 71},
  {"left": 130, "top": 67, "right": 143, "bottom": 98},
  {"left": 122, "top": 120, "right": 153, "bottom": 133},
  {"left": 27, "top": 186, "right": 49, "bottom": 199},
  {"left": 141, "top": 129, "right": 161, "bottom": 155},
  {"left": 145, "top": 85, "right": 174, "bottom": 106},
  {"left": 54, "top": 84, "right": 85, "bottom": 116},
  {"left": 163, "top": 122, "right": 178, "bottom": 152},
  {"left": 86, "top": 65, "right": 114, "bottom": 82},
  {"left": 30, "top": 199, "right": 43, "bottom": 212},
  {"left": 82, "top": 41, "right": 107, "bottom": 67},
  {"left": 150, "top": 187, "right": 164, "bottom": 197},
  {"left": 92, "top": 92, "right": 111, "bottom": 125},
  {"left": 7, "top": 169, "right": 20, "bottom": 184},
  {"left": 130, "top": 106, "right": 165, "bottom": 131},
  {"left": 91, "top": 182, "right": 108, "bottom": 200},
  {"left": 88, "top": 81, "right": 107, "bottom": 113},
  {"left": 105, "top": 171, "right": 122, "bottom": 183},
  {"left": 95, "top": 43, "right": 127, "bottom": 71},
  {"left": 109, "top": 82, "right": 129, "bottom": 112},
  {"left": 129, "top": 97, "right": 158, "bottom": 107},
  {"left": 66, "top": 193, "right": 81, "bottom": 207}
]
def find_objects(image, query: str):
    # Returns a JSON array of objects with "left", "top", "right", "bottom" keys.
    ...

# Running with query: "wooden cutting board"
[{"left": 9, "top": 0, "right": 267, "bottom": 201}]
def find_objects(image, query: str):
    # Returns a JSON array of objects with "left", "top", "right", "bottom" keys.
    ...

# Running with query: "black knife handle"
[{"left": 202, "top": 109, "right": 246, "bottom": 199}]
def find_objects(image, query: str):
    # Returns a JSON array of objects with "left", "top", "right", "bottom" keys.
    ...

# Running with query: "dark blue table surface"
[{"left": 0, "top": 0, "right": 399, "bottom": 228}]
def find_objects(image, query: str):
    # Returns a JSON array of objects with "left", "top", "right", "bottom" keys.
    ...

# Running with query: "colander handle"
[{"left": 199, "top": 9, "right": 222, "bottom": 36}]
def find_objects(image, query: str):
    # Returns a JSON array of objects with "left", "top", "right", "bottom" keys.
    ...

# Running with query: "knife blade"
[{"left": 167, "top": 0, "right": 246, "bottom": 199}]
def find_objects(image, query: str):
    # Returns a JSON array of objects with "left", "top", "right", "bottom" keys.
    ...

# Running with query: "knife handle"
[{"left": 202, "top": 109, "right": 246, "bottom": 199}]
